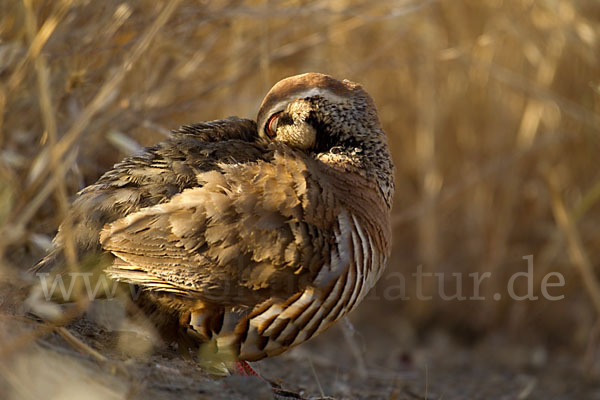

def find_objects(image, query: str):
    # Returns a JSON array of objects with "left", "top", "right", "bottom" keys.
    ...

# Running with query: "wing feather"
[
  {"left": 100, "top": 150, "right": 341, "bottom": 307},
  {"left": 33, "top": 117, "right": 261, "bottom": 274}
]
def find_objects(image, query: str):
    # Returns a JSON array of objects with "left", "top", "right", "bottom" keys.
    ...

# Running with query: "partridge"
[{"left": 34, "top": 73, "right": 395, "bottom": 363}]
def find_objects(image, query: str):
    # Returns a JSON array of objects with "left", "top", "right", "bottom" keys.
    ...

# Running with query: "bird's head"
[
  {"left": 256, "top": 72, "right": 395, "bottom": 207},
  {"left": 257, "top": 72, "right": 381, "bottom": 151}
]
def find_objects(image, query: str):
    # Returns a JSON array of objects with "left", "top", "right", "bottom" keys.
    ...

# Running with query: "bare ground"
[{"left": 1, "top": 281, "right": 598, "bottom": 400}]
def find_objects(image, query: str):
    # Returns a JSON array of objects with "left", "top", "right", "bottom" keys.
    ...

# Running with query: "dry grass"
[{"left": 0, "top": 0, "right": 599, "bottom": 382}]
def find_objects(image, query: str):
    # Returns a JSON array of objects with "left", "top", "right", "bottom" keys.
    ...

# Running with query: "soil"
[{"left": 1, "top": 281, "right": 599, "bottom": 400}]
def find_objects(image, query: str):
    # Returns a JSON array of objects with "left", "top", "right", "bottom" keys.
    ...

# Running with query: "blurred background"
[{"left": 1, "top": 0, "right": 599, "bottom": 398}]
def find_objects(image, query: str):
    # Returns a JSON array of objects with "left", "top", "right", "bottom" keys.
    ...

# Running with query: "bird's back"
[{"left": 34, "top": 117, "right": 262, "bottom": 274}]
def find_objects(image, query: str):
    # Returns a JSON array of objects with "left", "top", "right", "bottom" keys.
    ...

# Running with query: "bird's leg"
[{"left": 234, "top": 360, "right": 260, "bottom": 377}]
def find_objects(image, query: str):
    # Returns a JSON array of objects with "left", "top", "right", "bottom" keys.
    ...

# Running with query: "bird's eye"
[{"left": 265, "top": 112, "right": 281, "bottom": 138}]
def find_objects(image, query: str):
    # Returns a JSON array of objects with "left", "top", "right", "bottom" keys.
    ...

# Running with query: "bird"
[{"left": 33, "top": 72, "right": 395, "bottom": 366}]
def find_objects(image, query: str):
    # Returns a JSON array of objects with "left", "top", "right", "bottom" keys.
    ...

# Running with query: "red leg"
[{"left": 235, "top": 360, "right": 260, "bottom": 377}]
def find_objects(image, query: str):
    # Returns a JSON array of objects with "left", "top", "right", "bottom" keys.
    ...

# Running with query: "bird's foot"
[{"left": 234, "top": 360, "right": 260, "bottom": 377}]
